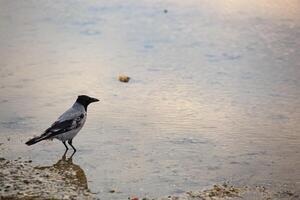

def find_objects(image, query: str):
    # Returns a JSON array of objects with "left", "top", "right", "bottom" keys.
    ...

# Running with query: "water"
[{"left": 0, "top": 0, "right": 300, "bottom": 199}]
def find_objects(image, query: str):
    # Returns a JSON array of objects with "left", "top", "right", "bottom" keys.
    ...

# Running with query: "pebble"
[{"left": 118, "top": 75, "right": 130, "bottom": 83}]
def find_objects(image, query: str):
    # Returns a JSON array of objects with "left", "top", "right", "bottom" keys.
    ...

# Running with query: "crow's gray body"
[
  {"left": 26, "top": 95, "right": 99, "bottom": 151},
  {"left": 51, "top": 102, "right": 87, "bottom": 142}
]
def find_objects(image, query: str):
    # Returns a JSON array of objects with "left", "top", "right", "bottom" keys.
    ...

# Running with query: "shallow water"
[{"left": 0, "top": 0, "right": 300, "bottom": 199}]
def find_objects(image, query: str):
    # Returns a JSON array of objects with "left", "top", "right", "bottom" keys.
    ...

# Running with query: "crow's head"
[{"left": 76, "top": 95, "right": 99, "bottom": 110}]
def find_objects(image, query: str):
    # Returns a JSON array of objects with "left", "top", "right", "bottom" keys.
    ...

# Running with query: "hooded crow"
[{"left": 26, "top": 95, "right": 99, "bottom": 152}]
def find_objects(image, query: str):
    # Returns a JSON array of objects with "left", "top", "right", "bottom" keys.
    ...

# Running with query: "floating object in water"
[{"left": 118, "top": 75, "right": 130, "bottom": 83}]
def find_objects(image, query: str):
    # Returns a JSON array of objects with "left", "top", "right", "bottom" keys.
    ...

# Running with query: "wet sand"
[
  {"left": 1, "top": 156, "right": 299, "bottom": 200},
  {"left": 0, "top": 155, "right": 95, "bottom": 200}
]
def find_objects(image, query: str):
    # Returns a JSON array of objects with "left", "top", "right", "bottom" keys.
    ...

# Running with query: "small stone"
[
  {"left": 109, "top": 189, "right": 115, "bottom": 193},
  {"left": 118, "top": 75, "right": 130, "bottom": 83}
]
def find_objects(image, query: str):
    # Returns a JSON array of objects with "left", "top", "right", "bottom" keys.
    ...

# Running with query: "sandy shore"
[
  {"left": 0, "top": 157, "right": 96, "bottom": 200},
  {"left": 158, "top": 184, "right": 299, "bottom": 200},
  {"left": 1, "top": 157, "right": 299, "bottom": 200}
]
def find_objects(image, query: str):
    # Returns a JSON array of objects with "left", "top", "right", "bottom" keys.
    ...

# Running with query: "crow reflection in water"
[{"left": 35, "top": 151, "right": 88, "bottom": 190}]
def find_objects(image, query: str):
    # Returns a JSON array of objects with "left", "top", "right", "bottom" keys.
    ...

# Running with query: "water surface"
[{"left": 0, "top": 0, "right": 300, "bottom": 199}]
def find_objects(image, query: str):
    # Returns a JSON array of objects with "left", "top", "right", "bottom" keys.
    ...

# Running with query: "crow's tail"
[{"left": 25, "top": 136, "right": 46, "bottom": 146}]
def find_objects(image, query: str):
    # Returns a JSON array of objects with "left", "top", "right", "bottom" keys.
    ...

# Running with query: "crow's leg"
[
  {"left": 62, "top": 141, "right": 69, "bottom": 151},
  {"left": 62, "top": 149, "right": 68, "bottom": 160},
  {"left": 68, "top": 139, "right": 76, "bottom": 152},
  {"left": 69, "top": 150, "right": 76, "bottom": 160}
]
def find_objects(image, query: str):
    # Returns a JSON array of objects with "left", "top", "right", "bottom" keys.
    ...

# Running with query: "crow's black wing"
[{"left": 41, "top": 114, "right": 84, "bottom": 139}]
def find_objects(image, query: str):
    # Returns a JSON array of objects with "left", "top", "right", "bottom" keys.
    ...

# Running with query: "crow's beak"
[{"left": 90, "top": 97, "right": 100, "bottom": 103}]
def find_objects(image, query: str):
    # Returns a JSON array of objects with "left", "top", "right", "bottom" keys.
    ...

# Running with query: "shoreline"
[
  {"left": 1, "top": 157, "right": 299, "bottom": 200},
  {"left": 0, "top": 157, "right": 96, "bottom": 200}
]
